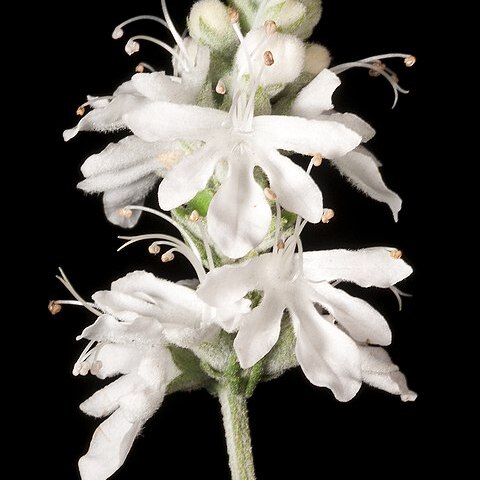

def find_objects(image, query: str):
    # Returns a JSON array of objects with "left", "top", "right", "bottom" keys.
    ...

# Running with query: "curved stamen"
[
  {"left": 112, "top": 15, "right": 169, "bottom": 39},
  {"left": 56, "top": 268, "right": 102, "bottom": 316},
  {"left": 136, "top": 62, "right": 156, "bottom": 73},
  {"left": 76, "top": 96, "right": 114, "bottom": 116},
  {"left": 390, "top": 286, "right": 412, "bottom": 311},
  {"left": 197, "top": 222, "right": 215, "bottom": 271}
]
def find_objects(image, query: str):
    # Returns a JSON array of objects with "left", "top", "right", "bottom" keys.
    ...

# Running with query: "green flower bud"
[
  {"left": 296, "top": 0, "right": 323, "bottom": 39},
  {"left": 188, "top": 0, "right": 239, "bottom": 54}
]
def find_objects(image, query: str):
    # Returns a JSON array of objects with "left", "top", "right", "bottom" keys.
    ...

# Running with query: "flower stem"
[{"left": 217, "top": 383, "right": 256, "bottom": 480}]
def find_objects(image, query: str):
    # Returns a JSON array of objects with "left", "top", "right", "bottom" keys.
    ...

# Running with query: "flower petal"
[
  {"left": 207, "top": 154, "right": 272, "bottom": 258},
  {"left": 291, "top": 69, "right": 340, "bottom": 117},
  {"left": 259, "top": 146, "right": 323, "bottom": 222},
  {"left": 124, "top": 101, "right": 227, "bottom": 142},
  {"left": 322, "top": 112, "right": 376, "bottom": 142},
  {"left": 312, "top": 282, "right": 391, "bottom": 346},
  {"left": 64, "top": 95, "right": 147, "bottom": 141},
  {"left": 234, "top": 293, "right": 285, "bottom": 369},
  {"left": 253, "top": 115, "right": 361, "bottom": 158},
  {"left": 131, "top": 72, "right": 197, "bottom": 103},
  {"left": 332, "top": 146, "right": 402, "bottom": 220},
  {"left": 302, "top": 247, "right": 413, "bottom": 287},
  {"left": 197, "top": 256, "right": 268, "bottom": 307},
  {"left": 87, "top": 344, "right": 144, "bottom": 380},
  {"left": 291, "top": 300, "right": 361, "bottom": 401},
  {"left": 359, "top": 346, "right": 417, "bottom": 401},
  {"left": 158, "top": 145, "right": 220, "bottom": 210},
  {"left": 78, "top": 409, "right": 142, "bottom": 480}
]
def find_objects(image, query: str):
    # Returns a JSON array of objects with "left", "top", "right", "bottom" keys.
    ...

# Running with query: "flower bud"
[
  {"left": 296, "top": 0, "right": 323, "bottom": 39},
  {"left": 303, "top": 43, "right": 331, "bottom": 76},
  {"left": 188, "top": 0, "right": 238, "bottom": 53}
]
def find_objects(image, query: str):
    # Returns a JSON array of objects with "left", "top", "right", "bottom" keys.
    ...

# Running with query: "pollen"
[
  {"left": 216, "top": 80, "right": 227, "bottom": 95},
  {"left": 264, "top": 20, "right": 277, "bottom": 35},
  {"left": 227, "top": 7, "right": 239, "bottom": 24},
  {"left": 189, "top": 210, "right": 200, "bottom": 222},
  {"left": 161, "top": 251, "right": 175, "bottom": 263},
  {"left": 118, "top": 208, "right": 133, "bottom": 219},
  {"left": 148, "top": 243, "right": 161, "bottom": 255},
  {"left": 264, "top": 187, "right": 277, "bottom": 201},
  {"left": 390, "top": 249, "right": 403, "bottom": 259},
  {"left": 312, "top": 153, "right": 323, "bottom": 167},
  {"left": 264, "top": 51, "right": 275, "bottom": 67},
  {"left": 48, "top": 300, "right": 62, "bottom": 315},
  {"left": 404, "top": 55, "right": 416, "bottom": 67},
  {"left": 322, "top": 208, "right": 335, "bottom": 224}
]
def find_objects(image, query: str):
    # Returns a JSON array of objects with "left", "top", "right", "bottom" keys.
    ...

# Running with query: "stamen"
[
  {"left": 390, "top": 249, "right": 403, "bottom": 259},
  {"left": 198, "top": 222, "right": 215, "bottom": 271},
  {"left": 263, "top": 51, "right": 275, "bottom": 67},
  {"left": 404, "top": 55, "right": 416, "bottom": 67},
  {"left": 161, "top": 250, "right": 175, "bottom": 263},
  {"left": 112, "top": 15, "right": 169, "bottom": 40},
  {"left": 76, "top": 106, "right": 86, "bottom": 117},
  {"left": 264, "top": 187, "right": 277, "bottom": 201},
  {"left": 277, "top": 239, "right": 285, "bottom": 250},
  {"left": 48, "top": 300, "right": 62, "bottom": 315},
  {"left": 135, "top": 62, "right": 155, "bottom": 73},
  {"left": 312, "top": 153, "right": 323, "bottom": 167},
  {"left": 322, "top": 209, "right": 335, "bottom": 224},
  {"left": 264, "top": 20, "right": 277, "bottom": 35},
  {"left": 75, "top": 96, "right": 114, "bottom": 117},
  {"left": 189, "top": 210, "right": 200, "bottom": 222},
  {"left": 90, "top": 360, "right": 103, "bottom": 375},
  {"left": 118, "top": 207, "right": 133, "bottom": 219},
  {"left": 227, "top": 7, "right": 240, "bottom": 24},
  {"left": 369, "top": 61, "right": 385, "bottom": 77},
  {"left": 216, "top": 80, "right": 227, "bottom": 95},
  {"left": 148, "top": 243, "right": 161, "bottom": 255},
  {"left": 79, "top": 363, "right": 90, "bottom": 376},
  {"left": 390, "top": 285, "right": 412, "bottom": 311}
]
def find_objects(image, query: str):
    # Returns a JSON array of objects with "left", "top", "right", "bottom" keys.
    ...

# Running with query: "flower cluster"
[{"left": 54, "top": 1, "right": 417, "bottom": 479}]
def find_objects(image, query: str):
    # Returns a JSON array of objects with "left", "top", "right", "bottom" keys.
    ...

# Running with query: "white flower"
[
  {"left": 197, "top": 246, "right": 412, "bottom": 401},
  {"left": 124, "top": 95, "right": 361, "bottom": 258},
  {"left": 72, "top": 270, "right": 220, "bottom": 480},
  {"left": 291, "top": 67, "right": 402, "bottom": 219}
]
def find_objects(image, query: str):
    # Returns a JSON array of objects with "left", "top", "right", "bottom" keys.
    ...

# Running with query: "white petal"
[
  {"left": 197, "top": 256, "right": 268, "bottom": 307},
  {"left": 234, "top": 293, "right": 285, "bottom": 369},
  {"left": 254, "top": 115, "right": 361, "bottom": 158},
  {"left": 291, "top": 69, "right": 340, "bottom": 117},
  {"left": 214, "top": 298, "right": 252, "bottom": 333},
  {"left": 80, "top": 136, "right": 169, "bottom": 178},
  {"left": 291, "top": 299, "right": 361, "bottom": 401},
  {"left": 302, "top": 247, "right": 413, "bottom": 287},
  {"left": 124, "top": 101, "right": 227, "bottom": 142},
  {"left": 87, "top": 344, "right": 144, "bottom": 380},
  {"left": 322, "top": 113, "right": 376, "bottom": 142},
  {"left": 64, "top": 95, "right": 147, "bottom": 141},
  {"left": 157, "top": 145, "right": 220, "bottom": 210},
  {"left": 207, "top": 155, "right": 271, "bottom": 258},
  {"left": 80, "top": 374, "right": 143, "bottom": 418},
  {"left": 332, "top": 146, "right": 402, "bottom": 220},
  {"left": 259, "top": 146, "right": 323, "bottom": 222},
  {"left": 359, "top": 346, "right": 417, "bottom": 401},
  {"left": 78, "top": 409, "right": 142, "bottom": 480},
  {"left": 312, "top": 282, "right": 391, "bottom": 346},
  {"left": 131, "top": 72, "right": 197, "bottom": 103}
]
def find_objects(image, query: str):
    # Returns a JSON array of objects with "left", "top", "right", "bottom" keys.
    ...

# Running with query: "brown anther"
[
  {"left": 215, "top": 80, "right": 226, "bottom": 95},
  {"left": 148, "top": 243, "right": 161, "bottom": 255},
  {"left": 264, "top": 187, "right": 277, "bottom": 201},
  {"left": 321, "top": 208, "right": 335, "bottom": 224},
  {"left": 227, "top": 7, "right": 239, "bottom": 24},
  {"left": 390, "top": 249, "right": 403, "bottom": 259},
  {"left": 404, "top": 55, "right": 416, "bottom": 67},
  {"left": 161, "top": 251, "right": 175, "bottom": 263},
  {"left": 189, "top": 210, "right": 200, "bottom": 223},
  {"left": 48, "top": 300, "right": 62, "bottom": 315},
  {"left": 263, "top": 51, "right": 275, "bottom": 67},
  {"left": 76, "top": 106, "right": 86, "bottom": 116},
  {"left": 277, "top": 239, "right": 285, "bottom": 250},
  {"left": 312, "top": 153, "right": 323, "bottom": 167},
  {"left": 135, "top": 63, "right": 145, "bottom": 73},
  {"left": 264, "top": 20, "right": 277, "bottom": 35},
  {"left": 118, "top": 207, "right": 133, "bottom": 219},
  {"left": 369, "top": 62, "right": 385, "bottom": 77}
]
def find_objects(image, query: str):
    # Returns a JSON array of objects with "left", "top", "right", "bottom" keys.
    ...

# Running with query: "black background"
[{"left": 30, "top": 0, "right": 444, "bottom": 477}]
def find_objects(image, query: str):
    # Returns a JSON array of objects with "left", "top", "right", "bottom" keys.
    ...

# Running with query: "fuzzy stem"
[{"left": 217, "top": 383, "right": 256, "bottom": 480}]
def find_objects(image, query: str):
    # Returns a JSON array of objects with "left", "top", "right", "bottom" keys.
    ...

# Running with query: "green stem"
[{"left": 217, "top": 383, "right": 256, "bottom": 480}]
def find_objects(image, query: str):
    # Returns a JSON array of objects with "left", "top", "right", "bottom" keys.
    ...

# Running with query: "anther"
[
  {"left": 125, "top": 40, "right": 140, "bottom": 55},
  {"left": 227, "top": 7, "right": 240, "bottom": 24},
  {"left": 112, "top": 27, "right": 124, "bottom": 39},
  {"left": 404, "top": 55, "right": 416, "bottom": 67},
  {"left": 277, "top": 239, "right": 285, "bottom": 250},
  {"left": 189, "top": 210, "right": 200, "bottom": 222},
  {"left": 369, "top": 61, "right": 385, "bottom": 77},
  {"left": 79, "top": 362, "right": 90, "bottom": 376},
  {"left": 264, "top": 20, "right": 277, "bottom": 35},
  {"left": 161, "top": 251, "right": 175, "bottom": 263},
  {"left": 390, "top": 249, "right": 403, "bottom": 259},
  {"left": 264, "top": 51, "right": 275, "bottom": 67},
  {"left": 76, "top": 106, "right": 86, "bottom": 116},
  {"left": 321, "top": 208, "right": 335, "bottom": 224},
  {"left": 90, "top": 361, "right": 103, "bottom": 375},
  {"left": 48, "top": 300, "right": 62, "bottom": 315},
  {"left": 264, "top": 187, "right": 277, "bottom": 201},
  {"left": 216, "top": 80, "right": 226, "bottom": 95},
  {"left": 312, "top": 153, "right": 323, "bottom": 167},
  {"left": 118, "top": 208, "right": 133, "bottom": 219},
  {"left": 135, "top": 63, "right": 145, "bottom": 73},
  {"left": 148, "top": 243, "right": 161, "bottom": 255}
]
